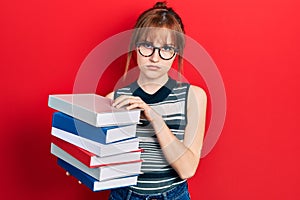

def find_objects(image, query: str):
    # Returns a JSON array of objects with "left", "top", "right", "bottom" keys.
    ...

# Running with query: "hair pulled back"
[{"left": 125, "top": 2, "right": 185, "bottom": 76}]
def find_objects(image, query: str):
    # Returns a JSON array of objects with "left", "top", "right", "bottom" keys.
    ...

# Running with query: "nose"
[{"left": 149, "top": 48, "right": 160, "bottom": 63}]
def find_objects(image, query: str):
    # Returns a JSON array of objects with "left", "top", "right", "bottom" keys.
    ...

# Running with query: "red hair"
[{"left": 125, "top": 2, "right": 185, "bottom": 79}]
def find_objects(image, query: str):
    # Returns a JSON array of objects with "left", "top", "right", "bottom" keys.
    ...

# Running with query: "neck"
[{"left": 137, "top": 74, "right": 169, "bottom": 94}]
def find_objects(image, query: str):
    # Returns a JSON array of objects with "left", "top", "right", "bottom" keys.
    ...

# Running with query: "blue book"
[
  {"left": 57, "top": 158, "right": 138, "bottom": 192},
  {"left": 52, "top": 112, "right": 137, "bottom": 144}
]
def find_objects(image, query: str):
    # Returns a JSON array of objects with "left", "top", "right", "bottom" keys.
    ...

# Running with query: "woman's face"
[{"left": 136, "top": 28, "right": 176, "bottom": 80}]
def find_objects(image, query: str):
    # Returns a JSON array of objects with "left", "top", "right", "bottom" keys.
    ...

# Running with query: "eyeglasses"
[{"left": 136, "top": 42, "right": 178, "bottom": 60}]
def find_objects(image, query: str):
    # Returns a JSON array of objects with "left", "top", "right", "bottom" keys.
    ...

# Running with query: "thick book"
[
  {"left": 51, "top": 143, "right": 142, "bottom": 181},
  {"left": 52, "top": 112, "right": 137, "bottom": 144},
  {"left": 57, "top": 158, "right": 138, "bottom": 192},
  {"left": 51, "top": 127, "right": 139, "bottom": 157},
  {"left": 48, "top": 93, "right": 141, "bottom": 127},
  {"left": 52, "top": 136, "right": 142, "bottom": 168}
]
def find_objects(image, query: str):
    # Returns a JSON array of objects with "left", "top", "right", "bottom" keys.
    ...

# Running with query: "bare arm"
[
  {"left": 112, "top": 85, "right": 207, "bottom": 179},
  {"left": 152, "top": 85, "right": 207, "bottom": 179}
]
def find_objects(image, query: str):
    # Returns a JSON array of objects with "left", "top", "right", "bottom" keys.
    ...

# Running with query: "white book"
[
  {"left": 51, "top": 127, "right": 139, "bottom": 157},
  {"left": 52, "top": 136, "right": 142, "bottom": 168},
  {"left": 48, "top": 93, "right": 141, "bottom": 127},
  {"left": 51, "top": 143, "right": 142, "bottom": 181}
]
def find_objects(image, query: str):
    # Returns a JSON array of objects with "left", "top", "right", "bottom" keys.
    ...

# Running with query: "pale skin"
[{"left": 106, "top": 30, "right": 207, "bottom": 179}]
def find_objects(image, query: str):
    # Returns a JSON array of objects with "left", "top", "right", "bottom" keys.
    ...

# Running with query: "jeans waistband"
[{"left": 127, "top": 181, "right": 189, "bottom": 200}]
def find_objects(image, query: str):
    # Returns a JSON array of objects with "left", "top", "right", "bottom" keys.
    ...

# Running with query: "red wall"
[{"left": 1, "top": 0, "right": 299, "bottom": 199}]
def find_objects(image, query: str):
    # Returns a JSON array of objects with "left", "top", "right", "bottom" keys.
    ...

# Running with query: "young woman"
[{"left": 106, "top": 2, "right": 207, "bottom": 199}]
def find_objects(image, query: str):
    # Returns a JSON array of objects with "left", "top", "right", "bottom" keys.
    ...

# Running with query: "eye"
[
  {"left": 162, "top": 45, "right": 175, "bottom": 52},
  {"left": 140, "top": 42, "right": 153, "bottom": 49}
]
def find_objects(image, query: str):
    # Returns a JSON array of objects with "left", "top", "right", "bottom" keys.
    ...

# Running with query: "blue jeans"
[{"left": 108, "top": 181, "right": 191, "bottom": 200}]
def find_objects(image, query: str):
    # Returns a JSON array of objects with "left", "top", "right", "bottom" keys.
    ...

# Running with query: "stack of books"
[{"left": 48, "top": 93, "right": 142, "bottom": 192}]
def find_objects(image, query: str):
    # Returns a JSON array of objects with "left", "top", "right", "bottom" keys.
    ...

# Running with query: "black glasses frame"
[{"left": 136, "top": 42, "right": 178, "bottom": 60}]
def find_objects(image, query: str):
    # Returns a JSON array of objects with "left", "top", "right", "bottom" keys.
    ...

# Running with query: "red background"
[{"left": 1, "top": 0, "right": 299, "bottom": 199}]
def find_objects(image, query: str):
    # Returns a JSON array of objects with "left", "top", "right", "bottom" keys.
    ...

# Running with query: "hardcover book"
[
  {"left": 51, "top": 127, "right": 139, "bottom": 157},
  {"left": 52, "top": 112, "right": 137, "bottom": 144},
  {"left": 48, "top": 94, "right": 141, "bottom": 127},
  {"left": 57, "top": 158, "right": 138, "bottom": 192},
  {"left": 52, "top": 136, "right": 142, "bottom": 168},
  {"left": 51, "top": 143, "right": 142, "bottom": 181}
]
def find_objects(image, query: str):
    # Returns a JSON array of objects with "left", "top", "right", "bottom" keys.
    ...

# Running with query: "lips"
[{"left": 146, "top": 65, "right": 161, "bottom": 70}]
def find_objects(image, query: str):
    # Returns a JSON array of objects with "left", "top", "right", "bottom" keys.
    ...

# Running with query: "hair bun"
[{"left": 153, "top": 1, "right": 168, "bottom": 9}]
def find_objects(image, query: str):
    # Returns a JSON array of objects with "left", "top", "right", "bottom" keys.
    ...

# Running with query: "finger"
[
  {"left": 126, "top": 102, "right": 143, "bottom": 110},
  {"left": 122, "top": 99, "right": 144, "bottom": 109},
  {"left": 112, "top": 95, "right": 129, "bottom": 107},
  {"left": 115, "top": 97, "right": 141, "bottom": 109},
  {"left": 113, "top": 95, "right": 134, "bottom": 108}
]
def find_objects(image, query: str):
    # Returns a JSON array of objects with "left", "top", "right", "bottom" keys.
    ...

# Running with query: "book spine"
[
  {"left": 57, "top": 158, "right": 139, "bottom": 192},
  {"left": 52, "top": 112, "right": 107, "bottom": 144},
  {"left": 52, "top": 136, "right": 142, "bottom": 168},
  {"left": 48, "top": 95, "right": 98, "bottom": 127},
  {"left": 51, "top": 127, "right": 105, "bottom": 156},
  {"left": 51, "top": 143, "right": 142, "bottom": 181},
  {"left": 52, "top": 136, "right": 93, "bottom": 167},
  {"left": 57, "top": 158, "right": 97, "bottom": 191},
  {"left": 51, "top": 127, "right": 139, "bottom": 157}
]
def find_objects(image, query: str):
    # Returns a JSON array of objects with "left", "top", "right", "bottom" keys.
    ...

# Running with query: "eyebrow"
[{"left": 141, "top": 40, "right": 176, "bottom": 47}]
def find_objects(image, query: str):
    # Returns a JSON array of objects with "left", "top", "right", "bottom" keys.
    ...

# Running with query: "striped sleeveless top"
[{"left": 114, "top": 77, "right": 190, "bottom": 194}]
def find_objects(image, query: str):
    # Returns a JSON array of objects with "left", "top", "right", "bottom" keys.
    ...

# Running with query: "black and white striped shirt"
[{"left": 114, "top": 77, "right": 190, "bottom": 194}]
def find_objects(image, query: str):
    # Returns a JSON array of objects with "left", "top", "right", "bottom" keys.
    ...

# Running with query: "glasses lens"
[
  {"left": 138, "top": 44, "right": 153, "bottom": 57},
  {"left": 160, "top": 47, "right": 176, "bottom": 60}
]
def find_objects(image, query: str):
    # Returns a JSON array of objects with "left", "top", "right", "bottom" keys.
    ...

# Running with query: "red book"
[{"left": 52, "top": 137, "right": 142, "bottom": 168}]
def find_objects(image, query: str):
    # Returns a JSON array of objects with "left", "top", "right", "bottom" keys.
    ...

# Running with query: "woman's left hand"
[{"left": 112, "top": 95, "right": 155, "bottom": 121}]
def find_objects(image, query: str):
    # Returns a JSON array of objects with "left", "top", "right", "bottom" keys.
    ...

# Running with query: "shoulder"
[
  {"left": 187, "top": 85, "right": 207, "bottom": 104},
  {"left": 189, "top": 85, "right": 206, "bottom": 97}
]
